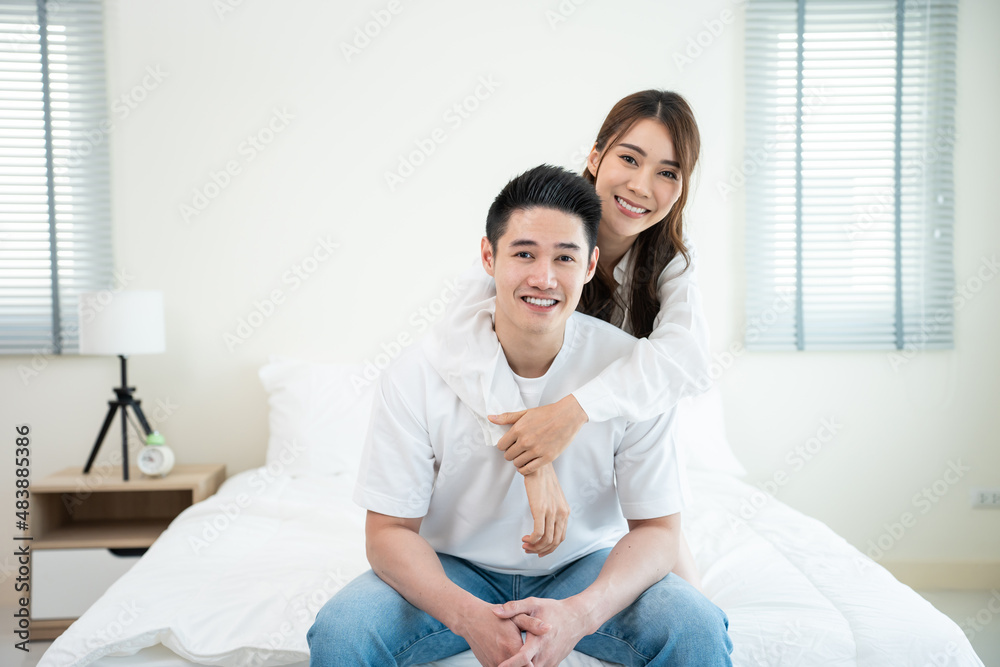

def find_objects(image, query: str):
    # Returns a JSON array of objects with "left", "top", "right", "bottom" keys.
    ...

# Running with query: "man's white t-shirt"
[
  {"left": 511, "top": 372, "right": 546, "bottom": 409},
  {"left": 354, "top": 312, "right": 689, "bottom": 576}
]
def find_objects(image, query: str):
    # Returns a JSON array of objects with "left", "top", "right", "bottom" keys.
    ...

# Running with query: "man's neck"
[{"left": 493, "top": 316, "right": 565, "bottom": 379}]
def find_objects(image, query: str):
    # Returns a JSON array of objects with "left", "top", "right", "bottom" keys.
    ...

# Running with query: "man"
[{"left": 308, "top": 165, "right": 732, "bottom": 666}]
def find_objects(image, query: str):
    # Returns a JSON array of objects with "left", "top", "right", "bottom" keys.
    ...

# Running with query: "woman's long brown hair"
[{"left": 578, "top": 90, "right": 701, "bottom": 338}]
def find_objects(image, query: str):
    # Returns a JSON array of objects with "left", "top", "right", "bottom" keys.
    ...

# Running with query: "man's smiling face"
[{"left": 481, "top": 206, "right": 597, "bottom": 339}]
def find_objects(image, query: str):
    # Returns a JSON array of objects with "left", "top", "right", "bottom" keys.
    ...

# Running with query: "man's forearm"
[
  {"left": 367, "top": 521, "right": 480, "bottom": 633},
  {"left": 569, "top": 518, "right": 679, "bottom": 634}
]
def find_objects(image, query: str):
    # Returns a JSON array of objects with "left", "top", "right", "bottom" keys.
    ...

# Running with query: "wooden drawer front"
[{"left": 32, "top": 548, "right": 141, "bottom": 619}]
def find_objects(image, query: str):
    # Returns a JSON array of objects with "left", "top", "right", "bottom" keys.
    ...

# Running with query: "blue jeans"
[{"left": 307, "top": 548, "right": 732, "bottom": 666}]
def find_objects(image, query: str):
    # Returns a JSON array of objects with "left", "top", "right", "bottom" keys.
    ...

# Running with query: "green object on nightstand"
[{"left": 138, "top": 430, "right": 175, "bottom": 476}]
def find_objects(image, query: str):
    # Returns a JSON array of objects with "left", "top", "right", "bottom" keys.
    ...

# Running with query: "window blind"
[
  {"left": 0, "top": 0, "right": 112, "bottom": 355},
  {"left": 743, "top": 0, "right": 957, "bottom": 350}
]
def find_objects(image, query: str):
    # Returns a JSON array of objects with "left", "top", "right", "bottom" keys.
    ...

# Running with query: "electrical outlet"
[{"left": 970, "top": 488, "right": 1000, "bottom": 508}]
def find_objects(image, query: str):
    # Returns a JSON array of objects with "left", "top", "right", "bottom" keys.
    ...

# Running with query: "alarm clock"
[{"left": 138, "top": 431, "right": 175, "bottom": 477}]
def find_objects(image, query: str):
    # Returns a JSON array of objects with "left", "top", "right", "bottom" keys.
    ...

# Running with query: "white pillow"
[
  {"left": 258, "top": 357, "right": 377, "bottom": 478},
  {"left": 673, "top": 384, "right": 747, "bottom": 476}
]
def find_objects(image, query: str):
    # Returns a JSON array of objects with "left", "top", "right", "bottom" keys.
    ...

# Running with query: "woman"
[{"left": 441, "top": 89, "right": 710, "bottom": 587}]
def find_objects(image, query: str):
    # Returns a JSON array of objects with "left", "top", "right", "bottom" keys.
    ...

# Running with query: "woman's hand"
[
  {"left": 490, "top": 395, "right": 589, "bottom": 474},
  {"left": 521, "top": 464, "right": 569, "bottom": 557}
]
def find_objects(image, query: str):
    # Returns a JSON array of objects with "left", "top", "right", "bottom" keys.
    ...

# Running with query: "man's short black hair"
[{"left": 486, "top": 164, "right": 602, "bottom": 255}]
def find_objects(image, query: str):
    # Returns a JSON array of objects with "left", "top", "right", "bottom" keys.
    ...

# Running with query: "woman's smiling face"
[{"left": 586, "top": 117, "right": 683, "bottom": 248}]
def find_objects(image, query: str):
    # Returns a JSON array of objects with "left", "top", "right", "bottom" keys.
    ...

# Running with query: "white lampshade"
[{"left": 78, "top": 291, "right": 166, "bottom": 356}]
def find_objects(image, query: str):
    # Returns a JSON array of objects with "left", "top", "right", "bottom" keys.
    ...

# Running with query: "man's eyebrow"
[
  {"left": 508, "top": 238, "right": 582, "bottom": 251},
  {"left": 618, "top": 142, "right": 681, "bottom": 168}
]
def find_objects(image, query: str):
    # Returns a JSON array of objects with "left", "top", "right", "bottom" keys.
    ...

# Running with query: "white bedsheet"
[{"left": 40, "top": 468, "right": 983, "bottom": 667}]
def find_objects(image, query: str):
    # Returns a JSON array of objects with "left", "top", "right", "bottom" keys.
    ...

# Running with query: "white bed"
[{"left": 39, "top": 359, "right": 984, "bottom": 667}]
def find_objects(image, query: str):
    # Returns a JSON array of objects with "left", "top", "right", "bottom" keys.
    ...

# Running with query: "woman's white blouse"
[
  {"left": 435, "top": 239, "right": 712, "bottom": 424},
  {"left": 571, "top": 241, "right": 712, "bottom": 422}
]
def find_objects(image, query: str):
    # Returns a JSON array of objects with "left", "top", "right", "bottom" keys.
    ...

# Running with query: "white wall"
[{"left": 1, "top": 0, "right": 997, "bottom": 604}]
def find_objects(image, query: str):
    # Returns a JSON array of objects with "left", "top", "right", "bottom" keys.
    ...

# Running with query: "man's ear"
[
  {"left": 586, "top": 144, "right": 601, "bottom": 179},
  {"left": 481, "top": 236, "right": 496, "bottom": 277},
  {"left": 584, "top": 246, "right": 599, "bottom": 283}
]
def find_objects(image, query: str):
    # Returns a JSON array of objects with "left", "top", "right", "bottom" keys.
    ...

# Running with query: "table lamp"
[{"left": 78, "top": 290, "right": 165, "bottom": 481}]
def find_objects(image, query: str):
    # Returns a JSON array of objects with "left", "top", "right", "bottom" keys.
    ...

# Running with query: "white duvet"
[{"left": 39, "top": 468, "right": 983, "bottom": 667}]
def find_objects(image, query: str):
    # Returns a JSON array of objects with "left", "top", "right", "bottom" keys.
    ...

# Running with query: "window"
[
  {"left": 742, "top": 0, "right": 957, "bottom": 350},
  {"left": 0, "top": 0, "right": 112, "bottom": 355}
]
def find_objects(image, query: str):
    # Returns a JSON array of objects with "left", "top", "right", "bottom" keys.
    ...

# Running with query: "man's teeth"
[
  {"left": 524, "top": 297, "right": 557, "bottom": 307},
  {"left": 616, "top": 196, "right": 648, "bottom": 214}
]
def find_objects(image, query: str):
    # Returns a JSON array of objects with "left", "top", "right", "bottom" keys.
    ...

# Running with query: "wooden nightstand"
[{"left": 29, "top": 463, "right": 226, "bottom": 640}]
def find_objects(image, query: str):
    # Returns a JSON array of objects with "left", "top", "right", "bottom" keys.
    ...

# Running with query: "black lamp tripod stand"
[{"left": 83, "top": 355, "right": 152, "bottom": 481}]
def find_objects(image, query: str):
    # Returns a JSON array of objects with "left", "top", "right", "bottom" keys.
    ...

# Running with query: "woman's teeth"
[
  {"left": 616, "top": 196, "right": 648, "bottom": 214},
  {"left": 524, "top": 297, "right": 557, "bottom": 307}
]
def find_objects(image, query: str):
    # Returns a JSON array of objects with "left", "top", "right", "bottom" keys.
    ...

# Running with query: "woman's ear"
[{"left": 586, "top": 144, "right": 600, "bottom": 179}]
